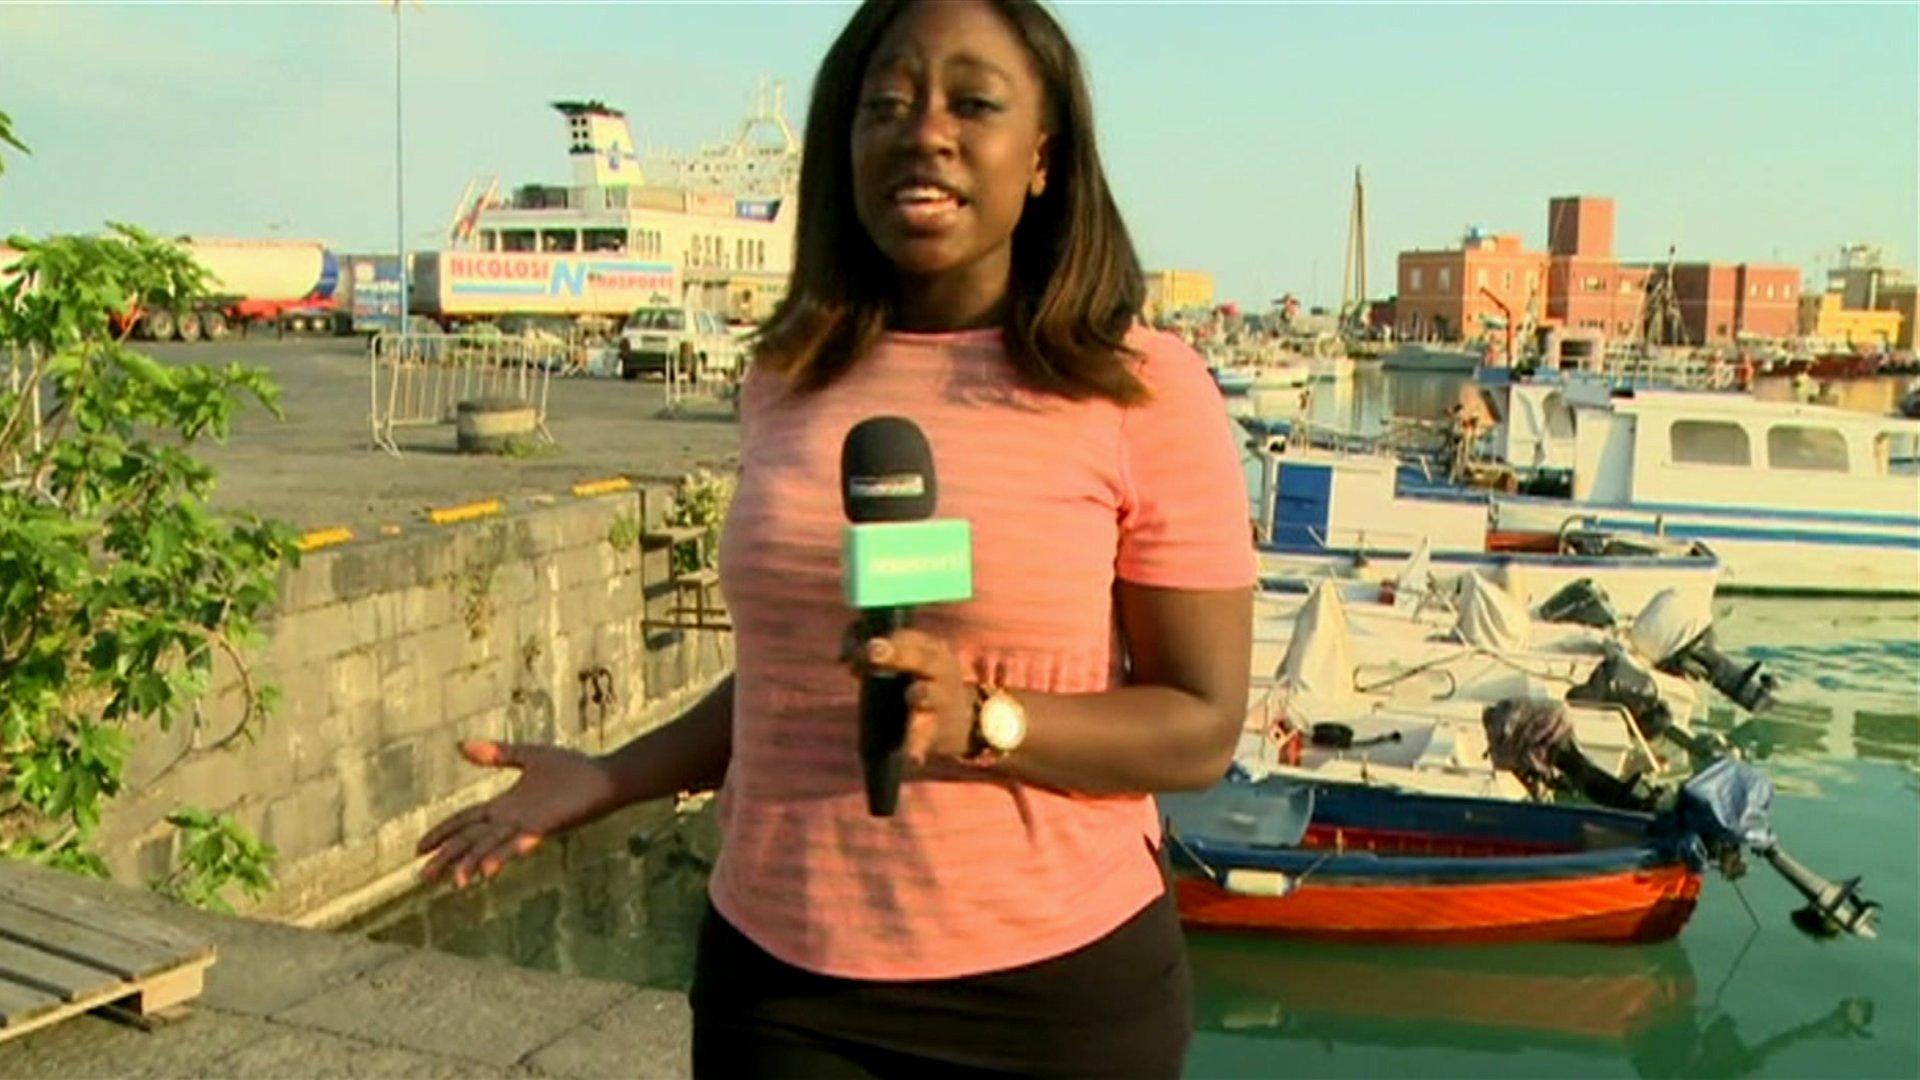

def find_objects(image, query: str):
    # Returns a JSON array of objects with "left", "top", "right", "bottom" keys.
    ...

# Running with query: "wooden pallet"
[{"left": 0, "top": 863, "right": 215, "bottom": 1043}]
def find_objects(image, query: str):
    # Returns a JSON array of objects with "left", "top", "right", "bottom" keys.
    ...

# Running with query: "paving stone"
[
  {"left": 276, "top": 948, "right": 637, "bottom": 1068},
  {"left": 0, "top": 1008, "right": 277, "bottom": 1079},
  {"left": 522, "top": 989, "right": 691, "bottom": 1079},
  {"left": 205, "top": 1016, "right": 518, "bottom": 1079},
  {"left": 199, "top": 917, "right": 409, "bottom": 1017}
]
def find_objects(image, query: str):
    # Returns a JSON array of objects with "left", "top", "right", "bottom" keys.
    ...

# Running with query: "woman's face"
[{"left": 851, "top": 0, "right": 1050, "bottom": 282}]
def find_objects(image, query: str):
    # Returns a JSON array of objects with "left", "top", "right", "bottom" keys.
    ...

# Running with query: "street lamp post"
[{"left": 393, "top": 3, "right": 408, "bottom": 335}]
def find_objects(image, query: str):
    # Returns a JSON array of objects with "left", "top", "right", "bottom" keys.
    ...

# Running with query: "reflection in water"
[
  {"left": 348, "top": 798, "right": 716, "bottom": 993},
  {"left": 1188, "top": 936, "right": 1700, "bottom": 1051},
  {"left": 1188, "top": 934, "right": 1876, "bottom": 1079}
]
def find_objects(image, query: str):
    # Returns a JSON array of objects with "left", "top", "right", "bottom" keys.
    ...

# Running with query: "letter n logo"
[{"left": 549, "top": 261, "right": 587, "bottom": 297}]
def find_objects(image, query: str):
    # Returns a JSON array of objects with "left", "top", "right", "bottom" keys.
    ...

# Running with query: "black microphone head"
[{"left": 841, "top": 416, "right": 936, "bottom": 522}]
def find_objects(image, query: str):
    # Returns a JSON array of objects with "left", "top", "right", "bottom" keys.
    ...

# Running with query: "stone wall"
[{"left": 99, "top": 484, "right": 731, "bottom": 925}]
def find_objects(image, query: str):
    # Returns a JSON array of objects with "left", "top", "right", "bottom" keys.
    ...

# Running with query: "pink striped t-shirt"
[{"left": 711, "top": 326, "right": 1255, "bottom": 980}]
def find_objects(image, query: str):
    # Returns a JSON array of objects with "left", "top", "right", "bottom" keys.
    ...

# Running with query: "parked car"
[{"left": 619, "top": 306, "right": 740, "bottom": 381}]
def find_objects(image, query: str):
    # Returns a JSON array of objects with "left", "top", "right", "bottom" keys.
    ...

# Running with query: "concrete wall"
[{"left": 98, "top": 484, "right": 731, "bottom": 926}]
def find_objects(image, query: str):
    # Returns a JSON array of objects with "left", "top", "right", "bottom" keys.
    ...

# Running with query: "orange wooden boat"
[{"left": 1162, "top": 777, "right": 1703, "bottom": 945}]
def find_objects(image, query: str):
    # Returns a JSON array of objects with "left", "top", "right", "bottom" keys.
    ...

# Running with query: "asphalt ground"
[{"left": 136, "top": 336, "right": 741, "bottom": 530}]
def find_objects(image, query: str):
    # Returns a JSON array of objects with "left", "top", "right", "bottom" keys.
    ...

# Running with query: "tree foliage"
[{"left": 2, "top": 122, "right": 292, "bottom": 905}]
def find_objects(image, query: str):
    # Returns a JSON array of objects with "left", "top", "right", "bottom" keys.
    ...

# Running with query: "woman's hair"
[{"left": 754, "top": 0, "right": 1148, "bottom": 404}]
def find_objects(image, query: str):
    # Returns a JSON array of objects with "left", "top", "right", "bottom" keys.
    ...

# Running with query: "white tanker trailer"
[{"left": 127, "top": 237, "right": 342, "bottom": 340}]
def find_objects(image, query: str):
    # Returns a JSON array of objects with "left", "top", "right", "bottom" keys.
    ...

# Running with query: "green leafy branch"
[{"left": 2, "top": 150, "right": 292, "bottom": 908}]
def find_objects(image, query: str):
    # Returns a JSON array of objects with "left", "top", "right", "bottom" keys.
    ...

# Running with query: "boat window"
[
  {"left": 1767, "top": 424, "right": 1849, "bottom": 472},
  {"left": 501, "top": 230, "right": 537, "bottom": 252},
  {"left": 1873, "top": 432, "right": 1920, "bottom": 476},
  {"left": 1544, "top": 393, "right": 1574, "bottom": 439},
  {"left": 1670, "top": 420, "right": 1751, "bottom": 467},
  {"left": 583, "top": 229, "right": 626, "bottom": 253}
]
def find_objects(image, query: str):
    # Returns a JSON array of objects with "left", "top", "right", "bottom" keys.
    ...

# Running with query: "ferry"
[{"left": 418, "top": 83, "right": 799, "bottom": 328}]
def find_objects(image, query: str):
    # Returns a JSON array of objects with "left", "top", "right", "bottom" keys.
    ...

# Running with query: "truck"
[
  {"left": 410, "top": 250, "right": 684, "bottom": 335},
  {"left": 122, "top": 237, "right": 342, "bottom": 341},
  {"left": 3, "top": 236, "right": 342, "bottom": 341},
  {"left": 338, "top": 254, "right": 403, "bottom": 335}
]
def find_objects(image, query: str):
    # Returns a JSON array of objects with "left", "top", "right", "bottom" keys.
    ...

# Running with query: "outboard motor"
[
  {"left": 1534, "top": 577, "right": 1619, "bottom": 629},
  {"left": 1629, "top": 590, "right": 1777, "bottom": 714},
  {"left": 1678, "top": 759, "right": 1879, "bottom": 939},
  {"left": 1481, "top": 698, "right": 1655, "bottom": 810},
  {"left": 1567, "top": 648, "right": 1676, "bottom": 741}
]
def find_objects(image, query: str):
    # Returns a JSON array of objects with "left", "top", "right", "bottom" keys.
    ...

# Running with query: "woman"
[{"left": 417, "top": 1, "right": 1254, "bottom": 1075}]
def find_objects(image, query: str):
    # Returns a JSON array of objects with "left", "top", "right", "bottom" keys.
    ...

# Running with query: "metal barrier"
[
  {"left": 663, "top": 355, "right": 740, "bottom": 416},
  {"left": 369, "top": 332, "right": 558, "bottom": 454}
]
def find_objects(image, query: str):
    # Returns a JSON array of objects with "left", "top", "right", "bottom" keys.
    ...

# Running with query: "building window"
[
  {"left": 1503, "top": 270, "right": 1513, "bottom": 290},
  {"left": 1583, "top": 276, "right": 1603, "bottom": 292},
  {"left": 1620, "top": 280, "right": 1636, "bottom": 295},
  {"left": 1410, "top": 268, "right": 1424, "bottom": 291},
  {"left": 1476, "top": 268, "right": 1488, "bottom": 289},
  {"left": 1526, "top": 271, "right": 1538, "bottom": 291},
  {"left": 1765, "top": 284, "right": 1775, "bottom": 299},
  {"left": 1671, "top": 420, "right": 1751, "bottom": 467},
  {"left": 1438, "top": 268, "right": 1452, "bottom": 291},
  {"left": 1768, "top": 425, "right": 1848, "bottom": 472}
]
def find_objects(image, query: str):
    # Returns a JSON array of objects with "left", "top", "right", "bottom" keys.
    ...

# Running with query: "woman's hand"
[
  {"left": 415, "top": 740, "right": 619, "bottom": 887},
  {"left": 847, "top": 628, "right": 975, "bottom": 765}
]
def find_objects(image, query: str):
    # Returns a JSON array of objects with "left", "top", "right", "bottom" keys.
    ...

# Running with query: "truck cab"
[{"left": 618, "top": 304, "right": 739, "bottom": 381}]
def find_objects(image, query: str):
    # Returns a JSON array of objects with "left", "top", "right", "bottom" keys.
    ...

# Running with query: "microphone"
[{"left": 840, "top": 417, "right": 974, "bottom": 816}]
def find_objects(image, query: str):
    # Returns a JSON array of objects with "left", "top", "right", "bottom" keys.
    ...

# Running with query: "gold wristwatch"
[{"left": 966, "top": 684, "right": 1028, "bottom": 766}]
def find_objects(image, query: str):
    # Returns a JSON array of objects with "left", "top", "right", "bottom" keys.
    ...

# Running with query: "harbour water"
[{"left": 350, "top": 370, "right": 1919, "bottom": 1078}]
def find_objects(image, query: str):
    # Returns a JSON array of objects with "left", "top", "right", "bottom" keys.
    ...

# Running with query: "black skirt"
[{"left": 689, "top": 888, "right": 1193, "bottom": 1079}]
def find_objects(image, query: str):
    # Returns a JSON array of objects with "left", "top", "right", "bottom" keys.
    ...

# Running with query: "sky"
[{"left": 1, "top": 1, "right": 1914, "bottom": 307}]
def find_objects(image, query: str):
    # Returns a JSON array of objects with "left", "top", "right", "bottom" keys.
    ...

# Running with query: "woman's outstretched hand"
[
  {"left": 416, "top": 740, "right": 619, "bottom": 888},
  {"left": 846, "top": 628, "right": 976, "bottom": 765}
]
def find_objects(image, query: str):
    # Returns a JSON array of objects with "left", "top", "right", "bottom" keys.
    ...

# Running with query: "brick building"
[
  {"left": 1396, "top": 231, "right": 1546, "bottom": 342},
  {"left": 1395, "top": 194, "right": 1803, "bottom": 346},
  {"left": 1646, "top": 261, "right": 1800, "bottom": 343},
  {"left": 1545, "top": 196, "right": 1651, "bottom": 338}
]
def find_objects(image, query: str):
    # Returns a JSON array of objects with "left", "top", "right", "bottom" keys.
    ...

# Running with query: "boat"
[
  {"left": 1250, "top": 442, "right": 1722, "bottom": 615},
  {"left": 1239, "top": 576, "right": 1723, "bottom": 801},
  {"left": 1160, "top": 772, "right": 1703, "bottom": 944},
  {"left": 1161, "top": 757, "right": 1881, "bottom": 945},
  {"left": 1310, "top": 353, "right": 1355, "bottom": 381},
  {"left": 1483, "top": 390, "right": 1920, "bottom": 595},
  {"left": 1211, "top": 366, "right": 1257, "bottom": 396},
  {"left": 1381, "top": 342, "right": 1483, "bottom": 373}
]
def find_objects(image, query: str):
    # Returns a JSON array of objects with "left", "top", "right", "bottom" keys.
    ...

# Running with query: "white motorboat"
[
  {"left": 1485, "top": 390, "right": 1920, "bottom": 595},
  {"left": 1249, "top": 443, "right": 1722, "bottom": 614},
  {"left": 1236, "top": 579, "right": 1695, "bottom": 801}
]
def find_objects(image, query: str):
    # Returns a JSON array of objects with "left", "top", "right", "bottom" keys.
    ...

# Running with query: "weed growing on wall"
[
  {"left": 1, "top": 118, "right": 289, "bottom": 907},
  {"left": 664, "top": 469, "right": 735, "bottom": 574}
]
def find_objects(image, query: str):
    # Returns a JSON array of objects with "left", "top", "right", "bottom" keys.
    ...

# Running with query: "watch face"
[{"left": 980, "top": 695, "right": 1026, "bottom": 750}]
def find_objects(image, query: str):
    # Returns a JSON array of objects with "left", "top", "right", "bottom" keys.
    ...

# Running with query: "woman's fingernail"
[{"left": 868, "top": 640, "right": 892, "bottom": 662}]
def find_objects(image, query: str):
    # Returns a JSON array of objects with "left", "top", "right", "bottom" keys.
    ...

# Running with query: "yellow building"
[
  {"left": 1144, "top": 270, "right": 1215, "bottom": 322},
  {"left": 1800, "top": 291, "right": 1904, "bottom": 349}
]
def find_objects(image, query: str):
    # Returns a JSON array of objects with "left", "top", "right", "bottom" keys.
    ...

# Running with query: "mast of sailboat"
[{"left": 1339, "top": 166, "right": 1367, "bottom": 340}]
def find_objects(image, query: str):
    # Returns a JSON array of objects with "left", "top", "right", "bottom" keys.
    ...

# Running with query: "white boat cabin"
[{"left": 1565, "top": 391, "right": 1920, "bottom": 517}]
